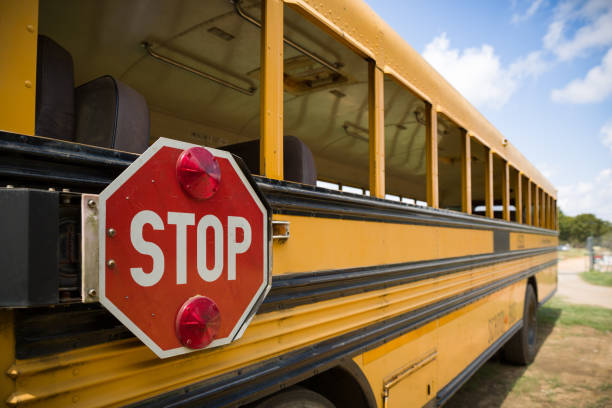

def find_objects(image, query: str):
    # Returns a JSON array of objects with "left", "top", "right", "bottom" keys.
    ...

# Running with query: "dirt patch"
[{"left": 446, "top": 301, "right": 612, "bottom": 408}]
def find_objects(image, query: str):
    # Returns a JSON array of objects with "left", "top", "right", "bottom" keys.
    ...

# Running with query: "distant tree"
[
  {"left": 559, "top": 210, "right": 572, "bottom": 242},
  {"left": 557, "top": 210, "right": 612, "bottom": 245}
]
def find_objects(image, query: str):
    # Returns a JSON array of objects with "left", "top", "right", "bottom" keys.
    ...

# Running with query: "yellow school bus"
[{"left": 0, "top": 0, "right": 558, "bottom": 407}]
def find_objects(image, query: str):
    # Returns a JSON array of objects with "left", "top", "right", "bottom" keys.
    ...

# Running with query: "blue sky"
[{"left": 364, "top": 0, "right": 612, "bottom": 221}]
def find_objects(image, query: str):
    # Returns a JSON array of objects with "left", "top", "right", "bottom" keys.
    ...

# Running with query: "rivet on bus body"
[
  {"left": 87, "top": 199, "right": 96, "bottom": 208},
  {"left": 107, "top": 259, "right": 116, "bottom": 269},
  {"left": 26, "top": 25, "right": 34, "bottom": 33},
  {"left": 24, "top": 80, "right": 32, "bottom": 88},
  {"left": 107, "top": 228, "right": 116, "bottom": 237},
  {"left": 88, "top": 289, "right": 97, "bottom": 297}
]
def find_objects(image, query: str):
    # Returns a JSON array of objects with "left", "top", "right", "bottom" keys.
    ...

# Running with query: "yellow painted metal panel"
[
  {"left": 536, "top": 266, "right": 557, "bottom": 303},
  {"left": 355, "top": 278, "right": 530, "bottom": 408},
  {"left": 426, "top": 104, "right": 439, "bottom": 208},
  {"left": 271, "top": 214, "right": 493, "bottom": 274},
  {"left": 260, "top": 0, "right": 284, "bottom": 180},
  {"left": 509, "top": 232, "right": 558, "bottom": 251},
  {"left": 485, "top": 148, "right": 493, "bottom": 218},
  {"left": 7, "top": 253, "right": 555, "bottom": 407},
  {"left": 516, "top": 172, "right": 523, "bottom": 224},
  {"left": 368, "top": 62, "right": 385, "bottom": 198},
  {"left": 1, "top": 311, "right": 16, "bottom": 405},
  {"left": 461, "top": 132, "right": 472, "bottom": 214},
  {"left": 436, "top": 279, "right": 526, "bottom": 391},
  {"left": 502, "top": 161, "right": 510, "bottom": 222},
  {"left": 0, "top": 0, "right": 38, "bottom": 136}
]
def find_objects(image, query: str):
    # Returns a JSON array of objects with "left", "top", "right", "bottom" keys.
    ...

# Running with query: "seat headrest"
[
  {"left": 35, "top": 35, "right": 75, "bottom": 141},
  {"left": 74, "top": 76, "right": 150, "bottom": 154},
  {"left": 221, "top": 135, "right": 317, "bottom": 185}
]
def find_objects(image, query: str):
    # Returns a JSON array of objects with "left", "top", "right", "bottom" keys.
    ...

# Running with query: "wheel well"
[
  {"left": 527, "top": 276, "right": 538, "bottom": 303},
  {"left": 299, "top": 362, "right": 376, "bottom": 408}
]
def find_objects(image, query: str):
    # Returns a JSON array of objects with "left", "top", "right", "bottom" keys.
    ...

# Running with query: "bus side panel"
[
  {"left": 353, "top": 279, "right": 527, "bottom": 408},
  {"left": 510, "top": 232, "right": 559, "bottom": 251},
  {"left": 535, "top": 264, "right": 558, "bottom": 304},
  {"left": 0, "top": 0, "right": 38, "bottom": 136},
  {"left": 1, "top": 311, "right": 16, "bottom": 407},
  {"left": 272, "top": 214, "right": 493, "bottom": 275}
]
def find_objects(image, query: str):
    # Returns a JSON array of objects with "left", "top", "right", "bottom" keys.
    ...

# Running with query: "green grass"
[
  {"left": 580, "top": 269, "right": 612, "bottom": 287},
  {"left": 538, "top": 297, "right": 612, "bottom": 333}
]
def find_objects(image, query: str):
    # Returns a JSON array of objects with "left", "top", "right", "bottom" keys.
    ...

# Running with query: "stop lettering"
[{"left": 98, "top": 138, "right": 270, "bottom": 359}]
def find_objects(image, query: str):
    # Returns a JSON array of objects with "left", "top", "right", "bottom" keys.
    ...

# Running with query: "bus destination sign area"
[{"left": 98, "top": 138, "right": 270, "bottom": 358}]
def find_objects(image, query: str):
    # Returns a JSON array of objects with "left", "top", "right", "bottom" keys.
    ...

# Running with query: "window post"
[
  {"left": 368, "top": 61, "right": 385, "bottom": 198},
  {"left": 260, "top": 0, "right": 284, "bottom": 180},
  {"left": 485, "top": 148, "right": 493, "bottom": 218},
  {"left": 502, "top": 160, "right": 510, "bottom": 221},
  {"left": 516, "top": 172, "right": 523, "bottom": 224},
  {"left": 461, "top": 131, "right": 472, "bottom": 214},
  {"left": 426, "top": 103, "right": 439, "bottom": 208}
]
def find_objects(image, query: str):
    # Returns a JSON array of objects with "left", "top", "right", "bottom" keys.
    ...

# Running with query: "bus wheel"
[
  {"left": 503, "top": 284, "right": 537, "bottom": 365},
  {"left": 253, "top": 387, "right": 335, "bottom": 408}
]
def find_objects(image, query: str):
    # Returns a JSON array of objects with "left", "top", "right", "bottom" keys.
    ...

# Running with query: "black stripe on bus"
[
  {"left": 0, "top": 132, "right": 558, "bottom": 236},
  {"left": 255, "top": 177, "right": 558, "bottom": 236},
  {"left": 130, "top": 260, "right": 556, "bottom": 408},
  {"left": 435, "top": 320, "right": 523, "bottom": 406},
  {"left": 261, "top": 247, "right": 557, "bottom": 312},
  {"left": 14, "top": 248, "right": 556, "bottom": 359}
]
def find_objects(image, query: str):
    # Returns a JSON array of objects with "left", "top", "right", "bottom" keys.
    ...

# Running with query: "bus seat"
[
  {"left": 74, "top": 76, "right": 150, "bottom": 154},
  {"left": 221, "top": 135, "right": 317, "bottom": 185},
  {"left": 35, "top": 35, "right": 75, "bottom": 142}
]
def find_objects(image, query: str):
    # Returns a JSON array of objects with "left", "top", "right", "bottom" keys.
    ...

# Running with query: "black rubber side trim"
[
  {"left": 435, "top": 320, "right": 523, "bottom": 406},
  {"left": 255, "top": 176, "right": 558, "bottom": 236},
  {"left": 129, "top": 260, "right": 555, "bottom": 408},
  {"left": 261, "top": 247, "right": 557, "bottom": 312}
]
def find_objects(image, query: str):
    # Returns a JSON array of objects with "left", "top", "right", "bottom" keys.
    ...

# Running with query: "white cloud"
[
  {"left": 512, "top": 0, "right": 545, "bottom": 23},
  {"left": 535, "top": 162, "right": 556, "bottom": 179},
  {"left": 544, "top": 0, "right": 612, "bottom": 61},
  {"left": 551, "top": 47, "right": 612, "bottom": 103},
  {"left": 558, "top": 168, "right": 612, "bottom": 221},
  {"left": 422, "top": 33, "right": 548, "bottom": 109},
  {"left": 601, "top": 120, "right": 612, "bottom": 152}
]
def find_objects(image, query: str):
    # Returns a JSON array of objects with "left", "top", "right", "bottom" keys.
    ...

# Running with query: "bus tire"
[
  {"left": 503, "top": 284, "right": 537, "bottom": 365},
  {"left": 253, "top": 387, "right": 336, "bottom": 408}
]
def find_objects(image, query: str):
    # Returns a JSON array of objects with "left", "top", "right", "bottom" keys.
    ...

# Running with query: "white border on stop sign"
[{"left": 98, "top": 137, "right": 270, "bottom": 359}]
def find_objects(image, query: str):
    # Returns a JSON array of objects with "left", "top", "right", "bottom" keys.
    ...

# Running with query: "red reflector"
[
  {"left": 176, "top": 147, "right": 221, "bottom": 200},
  {"left": 175, "top": 296, "right": 221, "bottom": 349}
]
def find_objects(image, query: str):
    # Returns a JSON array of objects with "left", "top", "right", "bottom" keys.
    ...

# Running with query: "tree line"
[{"left": 559, "top": 211, "right": 612, "bottom": 247}]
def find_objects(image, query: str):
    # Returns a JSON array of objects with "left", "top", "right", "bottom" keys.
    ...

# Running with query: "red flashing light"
[
  {"left": 175, "top": 296, "right": 221, "bottom": 349},
  {"left": 176, "top": 147, "right": 221, "bottom": 200}
]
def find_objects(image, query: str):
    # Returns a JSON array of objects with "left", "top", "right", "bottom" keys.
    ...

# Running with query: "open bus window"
[
  {"left": 437, "top": 113, "right": 463, "bottom": 212},
  {"left": 383, "top": 75, "right": 427, "bottom": 204},
  {"left": 470, "top": 137, "right": 488, "bottom": 216},
  {"left": 283, "top": 4, "right": 369, "bottom": 192},
  {"left": 38, "top": 0, "right": 262, "bottom": 151}
]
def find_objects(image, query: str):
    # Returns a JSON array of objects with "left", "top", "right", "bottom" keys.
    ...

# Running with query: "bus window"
[
  {"left": 437, "top": 114, "right": 463, "bottom": 211},
  {"left": 383, "top": 75, "right": 427, "bottom": 204},
  {"left": 282, "top": 4, "right": 369, "bottom": 191},
  {"left": 38, "top": 0, "right": 262, "bottom": 152},
  {"left": 470, "top": 137, "right": 488, "bottom": 216}
]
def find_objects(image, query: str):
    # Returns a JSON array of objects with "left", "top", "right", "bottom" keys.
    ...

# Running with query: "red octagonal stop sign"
[{"left": 99, "top": 138, "right": 270, "bottom": 358}]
